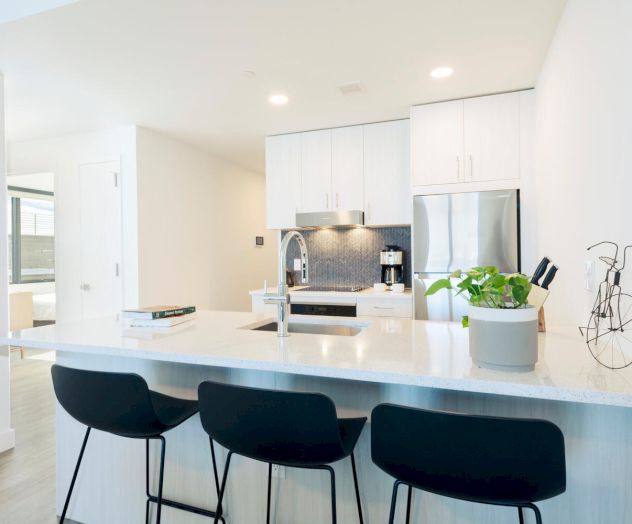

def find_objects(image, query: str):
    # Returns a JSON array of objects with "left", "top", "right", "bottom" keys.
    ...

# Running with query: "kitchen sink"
[{"left": 246, "top": 321, "right": 364, "bottom": 336}]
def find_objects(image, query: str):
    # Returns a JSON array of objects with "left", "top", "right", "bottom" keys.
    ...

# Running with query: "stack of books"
[{"left": 123, "top": 305, "right": 196, "bottom": 327}]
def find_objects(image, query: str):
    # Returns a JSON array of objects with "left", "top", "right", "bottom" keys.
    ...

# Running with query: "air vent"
[{"left": 338, "top": 82, "right": 364, "bottom": 95}]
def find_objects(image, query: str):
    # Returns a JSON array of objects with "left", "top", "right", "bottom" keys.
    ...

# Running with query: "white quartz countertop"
[
  {"left": 250, "top": 286, "right": 413, "bottom": 299},
  {"left": 5, "top": 310, "right": 632, "bottom": 408}
]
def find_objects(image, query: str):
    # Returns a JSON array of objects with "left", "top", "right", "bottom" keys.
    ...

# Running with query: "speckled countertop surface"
[{"left": 4, "top": 310, "right": 632, "bottom": 408}]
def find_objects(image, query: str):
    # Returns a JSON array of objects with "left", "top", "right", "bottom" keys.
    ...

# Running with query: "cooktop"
[{"left": 293, "top": 285, "right": 366, "bottom": 293}]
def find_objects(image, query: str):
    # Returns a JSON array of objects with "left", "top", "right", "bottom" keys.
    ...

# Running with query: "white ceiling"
[
  {"left": 0, "top": 0, "right": 78, "bottom": 24},
  {"left": 0, "top": 0, "right": 566, "bottom": 173}
]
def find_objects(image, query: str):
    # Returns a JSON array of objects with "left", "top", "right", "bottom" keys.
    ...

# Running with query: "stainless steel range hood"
[{"left": 295, "top": 210, "right": 364, "bottom": 228}]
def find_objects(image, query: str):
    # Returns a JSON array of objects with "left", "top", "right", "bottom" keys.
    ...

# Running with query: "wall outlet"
[
  {"left": 272, "top": 464, "right": 285, "bottom": 479},
  {"left": 584, "top": 260, "right": 595, "bottom": 291},
  {"left": 293, "top": 258, "right": 301, "bottom": 271}
]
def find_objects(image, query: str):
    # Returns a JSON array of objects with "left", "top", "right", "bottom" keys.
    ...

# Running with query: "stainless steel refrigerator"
[{"left": 413, "top": 189, "right": 520, "bottom": 321}]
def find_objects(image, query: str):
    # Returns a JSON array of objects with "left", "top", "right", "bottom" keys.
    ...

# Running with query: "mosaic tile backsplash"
[{"left": 283, "top": 226, "right": 412, "bottom": 288}]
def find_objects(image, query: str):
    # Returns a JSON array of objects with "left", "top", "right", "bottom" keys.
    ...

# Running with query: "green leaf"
[
  {"left": 424, "top": 279, "right": 453, "bottom": 296},
  {"left": 484, "top": 266, "right": 499, "bottom": 276},
  {"left": 449, "top": 269, "right": 463, "bottom": 278},
  {"left": 461, "top": 315, "right": 469, "bottom": 328}
]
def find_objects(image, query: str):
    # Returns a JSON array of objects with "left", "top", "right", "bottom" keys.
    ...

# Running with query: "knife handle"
[
  {"left": 541, "top": 265, "right": 558, "bottom": 290},
  {"left": 531, "top": 257, "right": 551, "bottom": 285}
]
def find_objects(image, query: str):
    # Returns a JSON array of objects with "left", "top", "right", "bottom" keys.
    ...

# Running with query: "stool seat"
[
  {"left": 371, "top": 403, "right": 566, "bottom": 524},
  {"left": 338, "top": 417, "right": 366, "bottom": 455},
  {"left": 150, "top": 390, "right": 198, "bottom": 430},
  {"left": 52, "top": 364, "right": 223, "bottom": 524},
  {"left": 198, "top": 380, "right": 367, "bottom": 524}
]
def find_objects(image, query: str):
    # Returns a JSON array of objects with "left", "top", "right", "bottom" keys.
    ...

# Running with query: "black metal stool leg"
[
  {"left": 388, "top": 480, "right": 402, "bottom": 524},
  {"left": 59, "top": 426, "right": 91, "bottom": 523},
  {"left": 209, "top": 437, "right": 223, "bottom": 518},
  {"left": 518, "top": 506, "right": 525, "bottom": 524},
  {"left": 350, "top": 453, "right": 364, "bottom": 524},
  {"left": 155, "top": 436, "right": 166, "bottom": 524},
  {"left": 267, "top": 463, "right": 273, "bottom": 524},
  {"left": 146, "top": 439, "right": 151, "bottom": 524},
  {"left": 322, "top": 465, "right": 336, "bottom": 524},
  {"left": 405, "top": 485, "right": 412, "bottom": 524},
  {"left": 214, "top": 452, "right": 233, "bottom": 524},
  {"left": 526, "top": 503, "right": 543, "bottom": 524}
]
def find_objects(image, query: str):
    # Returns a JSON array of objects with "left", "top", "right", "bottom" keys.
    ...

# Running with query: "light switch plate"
[
  {"left": 293, "top": 258, "right": 301, "bottom": 271},
  {"left": 584, "top": 260, "right": 595, "bottom": 291}
]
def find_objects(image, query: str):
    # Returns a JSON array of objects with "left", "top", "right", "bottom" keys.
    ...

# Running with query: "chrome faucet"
[{"left": 263, "top": 231, "right": 309, "bottom": 337}]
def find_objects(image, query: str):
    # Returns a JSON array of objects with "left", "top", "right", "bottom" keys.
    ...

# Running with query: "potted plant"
[{"left": 425, "top": 266, "right": 538, "bottom": 372}]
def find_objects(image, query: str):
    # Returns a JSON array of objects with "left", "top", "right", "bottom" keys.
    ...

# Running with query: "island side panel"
[{"left": 56, "top": 351, "right": 632, "bottom": 524}]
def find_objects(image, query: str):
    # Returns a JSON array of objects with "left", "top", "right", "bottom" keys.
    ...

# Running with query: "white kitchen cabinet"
[
  {"left": 356, "top": 296, "right": 413, "bottom": 318},
  {"left": 363, "top": 120, "right": 411, "bottom": 225},
  {"left": 332, "top": 125, "right": 364, "bottom": 210},
  {"left": 411, "top": 100, "right": 463, "bottom": 186},
  {"left": 411, "top": 90, "right": 529, "bottom": 190},
  {"left": 300, "top": 129, "right": 332, "bottom": 212},
  {"left": 464, "top": 92, "right": 520, "bottom": 182},
  {"left": 265, "top": 134, "right": 301, "bottom": 229}
]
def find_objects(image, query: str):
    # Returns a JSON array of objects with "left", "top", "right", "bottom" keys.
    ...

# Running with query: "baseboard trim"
[{"left": 0, "top": 427, "right": 15, "bottom": 453}]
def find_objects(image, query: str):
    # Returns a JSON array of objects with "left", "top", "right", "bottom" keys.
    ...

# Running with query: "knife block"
[{"left": 538, "top": 307, "right": 546, "bottom": 332}]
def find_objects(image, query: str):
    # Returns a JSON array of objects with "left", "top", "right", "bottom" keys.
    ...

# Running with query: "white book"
[{"left": 127, "top": 312, "right": 197, "bottom": 328}]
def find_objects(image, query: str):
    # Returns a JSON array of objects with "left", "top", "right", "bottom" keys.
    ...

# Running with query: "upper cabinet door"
[
  {"left": 300, "top": 129, "right": 332, "bottom": 212},
  {"left": 364, "top": 120, "right": 411, "bottom": 226},
  {"left": 411, "top": 100, "right": 463, "bottom": 186},
  {"left": 332, "top": 125, "right": 364, "bottom": 210},
  {"left": 464, "top": 92, "right": 520, "bottom": 182},
  {"left": 265, "top": 134, "right": 301, "bottom": 229}
]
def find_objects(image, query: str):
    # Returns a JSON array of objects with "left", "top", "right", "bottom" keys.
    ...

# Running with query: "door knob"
[{"left": 80, "top": 283, "right": 91, "bottom": 291}]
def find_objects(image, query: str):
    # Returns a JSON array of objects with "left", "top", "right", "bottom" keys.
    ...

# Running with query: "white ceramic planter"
[{"left": 468, "top": 304, "right": 539, "bottom": 372}]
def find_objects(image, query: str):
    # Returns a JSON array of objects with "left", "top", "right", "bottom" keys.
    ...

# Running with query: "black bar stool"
[
  {"left": 51, "top": 364, "right": 224, "bottom": 524},
  {"left": 198, "top": 380, "right": 366, "bottom": 524},
  {"left": 371, "top": 403, "right": 566, "bottom": 524}
]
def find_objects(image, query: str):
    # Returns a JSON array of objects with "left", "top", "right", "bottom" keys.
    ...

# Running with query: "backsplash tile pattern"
[{"left": 284, "top": 226, "right": 411, "bottom": 288}]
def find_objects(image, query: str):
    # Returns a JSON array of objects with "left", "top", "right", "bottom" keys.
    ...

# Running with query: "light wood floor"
[{"left": 0, "top": 349, "right": 80, "bottom": 524}]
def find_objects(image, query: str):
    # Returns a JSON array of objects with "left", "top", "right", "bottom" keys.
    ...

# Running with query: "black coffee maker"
[{"left": 380, "top": 245, "right": 404, "bottom": 287}]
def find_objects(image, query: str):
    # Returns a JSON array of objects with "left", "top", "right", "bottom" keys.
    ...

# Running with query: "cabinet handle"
[
  {"left": 336, "top": 192, "right": 339, "bottom": 209},
  {"left": 325, "top": 193, "right": 329, "bottom": 209},
  {"left": 374, "top": 306, "right": 395, "bottom": 310},
  {"left": 469, "top": 154, "right": 473, "bottom": 181},
  {"left": 456, "top": 155, "right": 460, "bottom": 180}
]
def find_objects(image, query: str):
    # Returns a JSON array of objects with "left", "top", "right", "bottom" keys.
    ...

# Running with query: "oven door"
[{"left": 290, "top": 295, "right": 357, "bottom": 317}]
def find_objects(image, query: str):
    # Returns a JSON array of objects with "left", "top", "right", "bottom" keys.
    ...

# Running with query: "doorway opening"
[{"left": 7, "top": 172, "right": 56, "bottom": 331}]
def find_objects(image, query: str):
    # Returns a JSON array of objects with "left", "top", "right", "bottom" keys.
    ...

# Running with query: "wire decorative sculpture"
[{"left": 579, "top": 241, "right": 632, "bottom": 369}]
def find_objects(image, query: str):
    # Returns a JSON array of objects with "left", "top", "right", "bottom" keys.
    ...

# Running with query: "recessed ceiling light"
[
  {"left": 430, "top": 66, "right": 454, "bottom": 79},
  {"left": 269, "top": 94, "right": 289, "bottom": 105}
]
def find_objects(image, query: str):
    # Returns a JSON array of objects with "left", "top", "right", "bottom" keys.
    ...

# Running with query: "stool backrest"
[
  {"left": 371, "top": 403, "right": 566, "bottom": 505},
  {"left": 198, "top": 381, "right": 344, "bottom": 465},
  {"left": 51, "top": 364, "right": 164, "bottom": 437}
]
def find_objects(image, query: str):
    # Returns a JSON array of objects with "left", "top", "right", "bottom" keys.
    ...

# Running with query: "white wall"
[
  {"left": 534, "top": 0, "right": 632, "bottom": 327},
  {"left": 135, "top": 128, "right": 276, "bottom": 312},
  {"left": 0, "top": 72, "right": 15, "bottom": 453},
  {"left": 7, "top": 127, "right": 136, "bottom": 322}
]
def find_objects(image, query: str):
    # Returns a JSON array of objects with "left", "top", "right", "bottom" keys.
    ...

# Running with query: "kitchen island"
[{"left": 6, "top": 311, "right": 632, "bottom": 523}]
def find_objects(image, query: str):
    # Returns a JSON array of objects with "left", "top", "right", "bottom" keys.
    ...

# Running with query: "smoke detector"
[{"left": 338, "top": 82, "right": 365, "bottom": 95}]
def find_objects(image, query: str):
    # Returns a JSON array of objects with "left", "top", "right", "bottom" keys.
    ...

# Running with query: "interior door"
[{"left": 79, "top": 161, "right": 122, "bottom": 319}]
